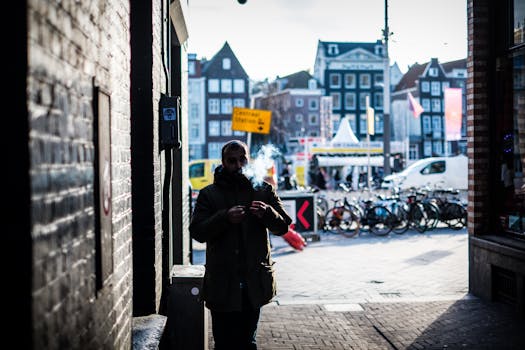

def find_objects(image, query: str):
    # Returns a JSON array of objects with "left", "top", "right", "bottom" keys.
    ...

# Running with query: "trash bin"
[{"left": 164, "top": 265, "right": 208, "bottom": 350}]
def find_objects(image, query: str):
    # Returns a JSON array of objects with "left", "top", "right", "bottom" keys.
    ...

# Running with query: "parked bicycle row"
[{"left": 315, "top": 184, "right": 467, "bottom": 237}]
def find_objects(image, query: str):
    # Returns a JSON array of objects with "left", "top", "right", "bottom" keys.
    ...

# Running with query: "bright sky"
[{"left": 186, "top": 0, "right": 468, "bottom": 81}]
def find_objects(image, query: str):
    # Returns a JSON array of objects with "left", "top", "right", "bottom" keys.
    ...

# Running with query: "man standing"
[{"left": 190, "top": 140, "right": 292, "bottom": 349}]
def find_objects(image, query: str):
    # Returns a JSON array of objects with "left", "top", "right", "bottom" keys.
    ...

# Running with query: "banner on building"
[{"left": 444, "top": 88, "right": 463, "bottom": 141}]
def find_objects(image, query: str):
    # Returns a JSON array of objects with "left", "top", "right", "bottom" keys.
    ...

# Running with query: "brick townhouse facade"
[
  {"left": 6, "top": 1, "right": 191, "bottom": 348},
  {"left": 468, "top": 0, "right": 525, "bottom": 317}
]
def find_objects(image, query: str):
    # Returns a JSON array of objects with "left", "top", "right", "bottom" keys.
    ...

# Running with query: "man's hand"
[
  {"left": 227, "top": 205, "right": 247, "bottom": 223},
  {"left": 249, "top": 201, "right": 268, "bottom": 219}
]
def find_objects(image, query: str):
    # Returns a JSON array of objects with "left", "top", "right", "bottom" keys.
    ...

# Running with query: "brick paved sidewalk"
[{"left": 207, "top": 297, "right": 525, "bottom": 349}]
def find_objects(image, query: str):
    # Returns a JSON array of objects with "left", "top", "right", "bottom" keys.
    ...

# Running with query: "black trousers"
[{"left": 210, "top": 289, "right": 261, "bottom": 350}]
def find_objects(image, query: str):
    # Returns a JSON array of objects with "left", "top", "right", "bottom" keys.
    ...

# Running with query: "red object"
[
  {"left": 282, "top": 224, "right": 307, "bottom": 251},
  {"left": 408, "top": 91, "right": 424, "bottom": 118}
]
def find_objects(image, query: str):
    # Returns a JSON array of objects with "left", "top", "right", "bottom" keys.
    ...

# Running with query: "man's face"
[{"left": 222, "top": 147, "right": 249, "bottom": 175}]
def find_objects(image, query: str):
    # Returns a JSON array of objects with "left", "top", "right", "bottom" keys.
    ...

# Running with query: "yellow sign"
[{"left": 232, "top": 107, "right": 272, "bottom": 134}]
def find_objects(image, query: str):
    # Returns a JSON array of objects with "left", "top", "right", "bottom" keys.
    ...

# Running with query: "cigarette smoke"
[{"left": 242, "top": 144, "right": 280, "bottom": 188}]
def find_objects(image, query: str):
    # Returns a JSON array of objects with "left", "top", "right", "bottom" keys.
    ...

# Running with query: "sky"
[{"left": 186, "top": 0, "right": 468, "bottom": 81}]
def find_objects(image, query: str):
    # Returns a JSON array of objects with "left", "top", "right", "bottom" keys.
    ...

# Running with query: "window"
[
  {"left": 233, "top": 98, "right": 245, "bottom": 107},
  {"left": 432, "top": 116, "right": 442, "bottom": 138},
  {"left": 208, "top": 79, "right": 219, "bottom": 93},
  {"left": 295, "top": 98, "right": 304, "bottom": 107},
  {"left": 221, "top": 79, "right": 232, "bottom": 93},
  {"left": 421, "top": 160, "right": 446, "bottom": 174},
  {"left": 208, "top": 121, "right": 220, "bottom": 136},
  {"left": 222, "top": 58, "right": 231, "bottom": 70},
  {"left": 190, "top": 124, "right": 199, "bottom": 138},
  {"left": 429, "top": 67, "right": 439, "bottom": 77},
  {"left": 431, "top": 99, "right": 441, "bottom": 112},
  {"left": 345, "top": 93, "right": 356, "bottom": 109},
  {"left": 359, "top": 92, "right": 370, "bottom": 110},
  {"left": 442, "top": 81, "right": 450, "bottom": 92},
  {"left": 344, "top": 73, "right": 356, "bottom": 88},
  {"left": 359, "top": 114, "right": 367, "bottom": 134},
  {"left": 423, "top": 141, "right": 432, "bottom": 157},
  {"left": 421, "top": 81, "right": 430, "bottom": 92},
  {"left": 233, "top": 79, "right": 245, "bottom": 93},
  {"left": 422, "top": 99, "right": 430, "bottom": 112},
  {"left": 331, "top": 92, "right": 341, "bottom": 109},
  {"left": 332, "top": 114, "right": 341, "bottom": 133},
  {"left": 374, "top": 92, "right": 383, "bottom": 108},
  {"left": 329, "top": 73, "right": 341, "bottom": 88},
  {"left": 190, "top": 103, "right": 199, "bottom": 119},
  {"left": 221, "top": 99, "right": 232, "bottom": 114},
  {"left": 360, "top": 74, "right": 371, "bottom": 88},
  {"left": 208, "top": 143, "right": 221, "bottom": 159},
  {"left": 233, "top": 130, "right": 245, "bottom": 136},
  {"left": 309, "top": 114, "right": 318, "bottom": 125},
  {"left": 208, "top": 99, "right": 220, "bottom": 114},
  {"left": 188, "top": 61, "right": 196, "bottom": 75},
  {"left": 375, "top": 113, "right": 384, "bottom": 133},
  {"left": 308, "top": 79, "right": 317, "bottom": 89},
  {"left": 328, "top": 44, "right": 339, "bottom": 55},
  {"left": 374, "top": 74, "right": 383, "bottom": 86},
  {"left": 409, "top": 144, "right": 419, "bottom": 160},
  {"left": 221, "top": 120, "right": 232, "bottom": 136},
  {"left": 431, "top": 81, "right": 441, "bottom": 96},
  {"left": 432, "top": 141, "right": 443, "bottom": 156},
  {"left": 422, "top": 115, "right": 432, "bottom": 133},
  {"left": 309, "top": 99, "right": 318, "bottom": 110},
  {"left": 295, "top": 114, "right": 303, "bottom": 122}
]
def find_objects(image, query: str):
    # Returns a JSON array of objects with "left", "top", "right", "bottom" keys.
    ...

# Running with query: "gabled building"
[
  {"left": 313, "top": 40, "right": 388, "bottom": 140},
  {"left": 391, "top": 58, "right": 467, "bottom": 164},
  {"left": 188, "top": 42, "right": 250, "bottom": 159}
]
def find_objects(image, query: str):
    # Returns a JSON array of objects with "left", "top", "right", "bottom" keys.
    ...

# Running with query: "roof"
[
  {"left": 441, "top": 58, "right": 467, "bottom": 72},
  {"left": 276, "top": 70, "right": 323, "bottom": 89},
  {"left": 201, "top": 41, "right": 249, "bottom": 78},
  {"left": 394, "top": 62, "right": 427, "bottom": 92},
  {"left": 318, "top": 40, "right": 383, "bottom": 56}
]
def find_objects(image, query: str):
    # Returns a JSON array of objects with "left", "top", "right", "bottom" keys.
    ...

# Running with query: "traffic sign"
[{"left": 232, "top": 107, "right": 271, "bottom": 134}]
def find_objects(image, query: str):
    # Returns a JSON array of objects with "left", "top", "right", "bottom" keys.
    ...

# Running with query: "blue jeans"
[{"left": 211, "top": 289, "right": 260, "bottom": 350}]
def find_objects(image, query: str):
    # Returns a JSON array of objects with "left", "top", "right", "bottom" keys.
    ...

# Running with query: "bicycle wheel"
[
  {"left": 391, "top": 204, "right": 409, "bottom": 234},
  {"left": 368, "top": 205, "right": 394, "bottom": 236},
  {"left": 422, "top": 201, "right": 440, "bottom": 231},
  {"left": 409, "top": 203, "right": 428, "bottom": 233},
  {"left": 323, "top": 206, "right": 353, "bottom": 235},
  {"left": 443, "top": 202, "right": 467, "bottom": 230}
]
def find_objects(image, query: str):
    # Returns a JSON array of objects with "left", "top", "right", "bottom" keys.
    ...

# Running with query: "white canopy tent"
[{"left": 330, "top": 117, "right": 359, "bottom": 146}]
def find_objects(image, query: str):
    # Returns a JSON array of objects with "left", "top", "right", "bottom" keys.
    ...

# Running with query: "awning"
[{"left": 316, "top": 155, "right": 393, "bottom": 167}]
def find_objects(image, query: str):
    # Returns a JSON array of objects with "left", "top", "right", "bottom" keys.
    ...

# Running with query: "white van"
[{"left": 381, "top": 155, "right": 468, "bottom": 190}]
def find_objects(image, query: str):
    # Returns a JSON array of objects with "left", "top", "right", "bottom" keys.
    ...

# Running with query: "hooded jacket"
[{"left": 190, "top": 165, "right": 292, "bottom": 311}]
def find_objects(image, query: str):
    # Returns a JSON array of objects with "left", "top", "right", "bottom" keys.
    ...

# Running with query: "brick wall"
[
  {"left": 467, "top": 0, "right": 491, "bottom": 235},
  {"left": 28, "top": 0, "right": 132, "bottom": 348}
]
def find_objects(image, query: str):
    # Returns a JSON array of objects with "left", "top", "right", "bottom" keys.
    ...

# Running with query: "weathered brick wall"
[
  {"left": 467, "top": 0, "right": 491, "bottom": 235},
  {"left": 27, "top": 0, "right": 132, "bottom": 348}
]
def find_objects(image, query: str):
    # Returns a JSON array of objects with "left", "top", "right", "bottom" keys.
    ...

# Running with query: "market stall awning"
[{"left": 316, "top": 155, "right": 393, "bottom": 167}]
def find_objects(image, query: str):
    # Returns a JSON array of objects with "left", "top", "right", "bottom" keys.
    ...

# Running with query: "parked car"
[{"left": 381, "top": 155, "right": 468, "bottom": 190}]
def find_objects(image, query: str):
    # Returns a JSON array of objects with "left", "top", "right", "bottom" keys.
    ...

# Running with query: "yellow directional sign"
[{"left": 232, "top": 107, "right": 272, "bottom": 134}]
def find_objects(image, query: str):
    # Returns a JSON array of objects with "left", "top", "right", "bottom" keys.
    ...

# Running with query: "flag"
[
  {"left": 444, "top": 88, "right": 463, "bottom": 141},
  {"left": 366, "top": 107, "right": 375, "bottom": 135},
  {"left": 408, "top": 91, "right": 424, "bottom": 118}
]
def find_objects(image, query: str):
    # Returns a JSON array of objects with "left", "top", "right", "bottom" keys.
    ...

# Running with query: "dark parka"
[{"left": 190, "top": 166, "right": 292, "bottom": 312}]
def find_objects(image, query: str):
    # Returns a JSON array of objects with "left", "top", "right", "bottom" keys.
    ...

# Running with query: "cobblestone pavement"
[{"left": 194, "top": 227, "right": 525, "bottom": 349}]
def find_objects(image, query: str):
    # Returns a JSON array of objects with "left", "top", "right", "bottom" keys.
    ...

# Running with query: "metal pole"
[
  {"left": 383, "top": 0, "right": 391, "bottom": 175},
  {"left": 366, "top": 96, "right": 371, "bottom": 191}
]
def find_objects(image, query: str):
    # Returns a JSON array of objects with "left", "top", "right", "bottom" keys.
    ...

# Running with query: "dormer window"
[
  {"left": 222, "top": 58, "right": 231, "bottom": 70},
  {"left": 429, "top": 67, "right": 438, "bottom": 77},
  {"left": 328, "top": 44, "right": 339, "bottom": 55},
  {"left": 375, "top": 45, "right": 383, "bottom": 56},
  {"left": 308, "top": 79, "right": 317, "bottom": 89}
]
